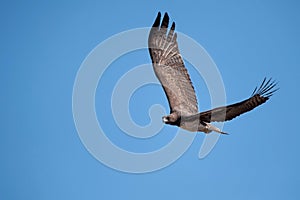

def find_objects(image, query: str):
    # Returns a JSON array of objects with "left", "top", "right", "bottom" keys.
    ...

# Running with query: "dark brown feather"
[
  {"left": 184, "top": 78, "right": 278, "bottom": 122},
  {"left": 148, "top": 12, "right": 198, "bottom": 115}
]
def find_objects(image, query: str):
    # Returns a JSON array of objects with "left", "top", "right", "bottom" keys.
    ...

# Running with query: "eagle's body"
[{"left": 148, "top": 12, "right": 278, "bottom": 134}]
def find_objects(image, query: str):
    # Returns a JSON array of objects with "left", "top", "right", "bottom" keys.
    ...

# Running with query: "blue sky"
[{"left": 1, "top": 0, "right": 300, "bottom": 199}]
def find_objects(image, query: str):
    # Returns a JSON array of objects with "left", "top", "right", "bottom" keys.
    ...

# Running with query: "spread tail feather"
[{"left": 206, "top": 123, "right": 228, "bottom": 135}]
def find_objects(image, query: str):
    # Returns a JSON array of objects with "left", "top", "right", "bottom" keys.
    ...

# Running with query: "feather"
[
  {"left": 148, "top": 12, "right": 198, "bottom": 115},
  {"left": 185, "top": 78, "right": 278, "bottom": 122}
]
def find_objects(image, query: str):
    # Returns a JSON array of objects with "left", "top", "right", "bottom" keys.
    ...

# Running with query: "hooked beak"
[{"left": 162, "top": 116, "right": 168, "bottom": 123}]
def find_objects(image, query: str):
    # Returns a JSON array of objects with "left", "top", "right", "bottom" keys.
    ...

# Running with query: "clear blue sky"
[{"left": 1, "top": 0, "right": 300, "bottom": 199}]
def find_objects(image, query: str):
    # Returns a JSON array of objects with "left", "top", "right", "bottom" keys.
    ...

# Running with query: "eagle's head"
[
  {"left": 162, "top": 112, "right": 180, "bottom": 125},
  {"left": 162, "top": 116, "right": 170, "bottom": 123}
]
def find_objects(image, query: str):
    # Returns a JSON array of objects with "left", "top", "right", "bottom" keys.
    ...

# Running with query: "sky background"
[{"left": 1, "top": 0, "right": 300, "bottom": 199}]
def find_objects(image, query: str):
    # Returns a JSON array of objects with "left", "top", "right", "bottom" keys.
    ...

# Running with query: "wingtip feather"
[
  {"left": 252, "top": 77, "right": 279, "bottom": 98},
  {"left": 152, "top": 12, "right": 161, "bottom": 27},
  {"left": 161, "top": 12, "right": 169, "bottom": 28}
]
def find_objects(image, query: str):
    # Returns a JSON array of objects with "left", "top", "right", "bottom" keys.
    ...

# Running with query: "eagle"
[{"left": 148, "top": 12, "right": 278, "bottom": 134}]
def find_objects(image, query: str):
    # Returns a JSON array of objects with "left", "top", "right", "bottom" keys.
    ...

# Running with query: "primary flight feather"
[{"left": 148, "top": 12, "right": 278, "bottom": 134}]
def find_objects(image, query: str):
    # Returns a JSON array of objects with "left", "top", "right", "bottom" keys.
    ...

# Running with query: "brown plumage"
[
  {"left": 148, "top": 12, "right": 278, "bottom": 134},
  {"left": 148, "top": 12, "right": 198, "bottom": 116}
]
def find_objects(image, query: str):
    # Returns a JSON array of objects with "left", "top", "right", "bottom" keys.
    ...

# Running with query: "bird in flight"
[{"left": 148, "top": 12, "right": 278, "bottom": 134}]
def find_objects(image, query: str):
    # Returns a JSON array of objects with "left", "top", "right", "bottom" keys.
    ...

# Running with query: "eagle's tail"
[{"left": 206, "top": 123, "right": 228, "bottom": 135}]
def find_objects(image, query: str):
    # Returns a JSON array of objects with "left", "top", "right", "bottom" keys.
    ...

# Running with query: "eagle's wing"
[
  {"left": 148, "top": 12, "right": 198, "bottom": 115},
  {"left": 186, "top": 78, "right": 278, "bottom": 122}
]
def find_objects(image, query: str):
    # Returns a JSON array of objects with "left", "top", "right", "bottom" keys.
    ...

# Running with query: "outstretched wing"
[
  {"left": 186, "top": 78, "right": 278, "bottom": 122},
  {"left": 148, "top": 12, "right": 198, "bottom": 115}
]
